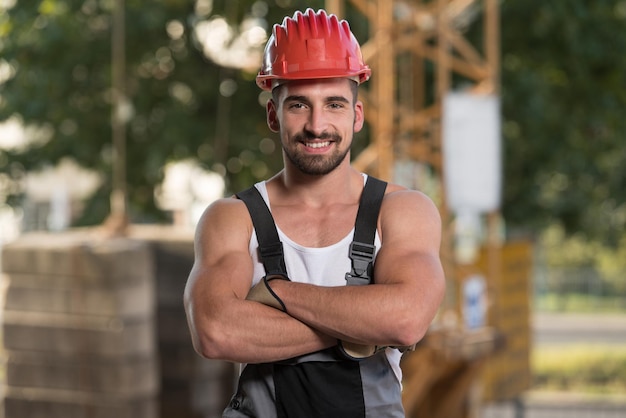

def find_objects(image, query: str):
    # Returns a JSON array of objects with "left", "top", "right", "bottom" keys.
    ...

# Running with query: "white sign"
[{"left": 442, "top": 92, "right": 501, "bottom": 213}]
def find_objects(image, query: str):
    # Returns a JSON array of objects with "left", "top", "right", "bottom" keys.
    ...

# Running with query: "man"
[{"left": 184, "top": 8, "right": 445, "bottom": 417}]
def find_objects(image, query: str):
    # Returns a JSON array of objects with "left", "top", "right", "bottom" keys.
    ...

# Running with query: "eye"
[
  {"left": 288, "top": 102, "right": 307, "bottom": 110},
  {"left": 327, "top": 99, "right": 350, "bottom": 110}
]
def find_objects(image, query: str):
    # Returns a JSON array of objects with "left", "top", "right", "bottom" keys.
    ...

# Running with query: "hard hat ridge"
[{"left": 256, "top": 8, "right": 371, "bottom": 91}]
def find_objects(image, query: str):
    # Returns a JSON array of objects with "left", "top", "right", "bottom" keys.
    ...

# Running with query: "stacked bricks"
[
  {"left": 0, "top": 230, "right": 158, "bottom": 418},
  {"left": 0, "top": 226, "right": 236, "bottom": 418}
]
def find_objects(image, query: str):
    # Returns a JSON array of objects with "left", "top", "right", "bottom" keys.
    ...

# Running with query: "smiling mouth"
[{"left": 304, "top": 141, "right": 331, "bottom": 149}]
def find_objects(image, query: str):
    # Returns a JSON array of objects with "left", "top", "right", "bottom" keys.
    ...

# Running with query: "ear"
[
  {"left": 266, "top": 99, "right": 280, "bottom": 133},
  {"left": 353, "top": 100, "right": 365, "bottom": 133}
]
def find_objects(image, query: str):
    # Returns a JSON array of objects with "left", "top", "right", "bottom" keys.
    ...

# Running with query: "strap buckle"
[
  {"left": 259, "top": 242, "right": 286, "bottom": 276},
  {"left": 346, "top": 241, "right": 376, "bottom": 285}
]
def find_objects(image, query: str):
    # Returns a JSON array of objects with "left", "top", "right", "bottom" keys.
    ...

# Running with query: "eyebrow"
[{"left": 284, "top": 95, "right": 351, "bottom": 104}]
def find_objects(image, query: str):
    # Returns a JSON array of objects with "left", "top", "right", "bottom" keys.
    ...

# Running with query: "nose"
[{"left": 304, "top": 107, "right": 328, "bottom": 137}]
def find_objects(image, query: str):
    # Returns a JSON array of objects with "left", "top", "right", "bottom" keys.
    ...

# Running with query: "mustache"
[{"left": 294, "top": 130, "right": 342, "bottom": 142}]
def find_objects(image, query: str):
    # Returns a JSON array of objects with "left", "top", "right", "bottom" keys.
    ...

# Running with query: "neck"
[{"left": 269, "top": 163, "right": 364, "bottom": 207}]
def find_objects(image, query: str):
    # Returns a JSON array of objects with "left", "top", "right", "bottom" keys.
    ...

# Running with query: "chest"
[{"left": 270, "top": 203, "right": 359, "bottom": 248}]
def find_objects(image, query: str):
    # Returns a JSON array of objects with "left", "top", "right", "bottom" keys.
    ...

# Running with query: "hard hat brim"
[{"left": 256, "top": 68, "right": 371, "bottom": 91}]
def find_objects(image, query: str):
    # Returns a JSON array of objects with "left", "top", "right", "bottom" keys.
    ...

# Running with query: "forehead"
[{"left": 274, "top": 78, "right": 355, "bottom": 102}]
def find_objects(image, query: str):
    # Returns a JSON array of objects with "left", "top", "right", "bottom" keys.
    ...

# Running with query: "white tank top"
[{"left": 246, "top": 177, "right": 403, "bottom": 384}]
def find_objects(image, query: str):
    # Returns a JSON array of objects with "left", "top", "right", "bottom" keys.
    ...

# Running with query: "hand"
[
  {"left": 337, "top": 340, "right": 382, "bottom": 360},
  {"left": 338, "top": 341, "right": 417, "bottom": 360},
  {"left": 245, "top": 274, "right": 290, "bottom": 311}
]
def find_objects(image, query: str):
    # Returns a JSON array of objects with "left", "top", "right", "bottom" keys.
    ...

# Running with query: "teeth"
[{"left": 305, "top": 141, "right": 330, "bottom": 149}]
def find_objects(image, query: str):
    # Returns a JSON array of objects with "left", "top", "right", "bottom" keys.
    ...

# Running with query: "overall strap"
[
  {"left": 346, "top": 176, "right": 388, "bottom": 286},
  {"left": 236, "top": 186, "right": 288, "bottom": 277}
]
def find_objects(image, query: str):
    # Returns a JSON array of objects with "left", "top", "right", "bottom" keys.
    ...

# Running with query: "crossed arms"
[{"left": 183, "top": 189, "right": 445, "bottom": 364}]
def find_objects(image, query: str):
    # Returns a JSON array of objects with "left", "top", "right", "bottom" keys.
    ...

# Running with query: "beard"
[{"left": 283, "top": 130, "right": 350, "bottom": 175}]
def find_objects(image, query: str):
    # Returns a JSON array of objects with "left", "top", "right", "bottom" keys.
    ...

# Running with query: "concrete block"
[
  {"left": 4, "top": 350, "right": 158, "bottom": 395},
  {"left": 2, "top": 386, "right": 157, "bottom": 418},
  {"left": 3, "top": 272, "right": 154, "bottom": 317},
  {"left": 2, "top": 310, "right": 155, "bottom": 357}
]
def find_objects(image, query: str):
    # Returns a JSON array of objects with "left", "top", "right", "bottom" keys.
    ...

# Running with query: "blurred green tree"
[{"left": 496, "top": 0, "right": 626, "bottom": 245}]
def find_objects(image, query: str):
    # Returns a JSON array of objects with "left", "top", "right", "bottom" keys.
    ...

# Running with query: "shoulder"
[
  {"left": 379, "top": 183, "right": 442, "bottom": 242},
  {"left": 194, "top": 197, "right": 253, "bottom": 252},
  {"left": 198, "top": 196, "right": 251, "bottom": 225},
  {"left": 382, "top": 183, "right": 440, "bottom": 219}
]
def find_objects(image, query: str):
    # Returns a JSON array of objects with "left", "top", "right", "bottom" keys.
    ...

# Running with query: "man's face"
[{"left": 267, "top": 78, "right": 364, "bottom": 176}]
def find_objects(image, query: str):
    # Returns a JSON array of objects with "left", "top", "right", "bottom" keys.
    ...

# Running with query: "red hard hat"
[{"left": 256, "top": 8, "right": 371, "bottom": 91}]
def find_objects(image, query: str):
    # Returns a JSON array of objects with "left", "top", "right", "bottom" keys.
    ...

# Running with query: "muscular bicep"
[
  {"left": 185, "top": 198, "right": 254, "bottom": 307},
  {"left": 374, "top": 189, "right": 444, "bottom": 294}
]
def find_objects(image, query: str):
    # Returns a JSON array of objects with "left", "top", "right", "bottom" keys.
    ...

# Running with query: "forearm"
[
  {"left": 188, "top": 296, "right": 335, "bottom": 364},
  {"left": 271, "top": 280, "right": 421, "bottom": 347}
]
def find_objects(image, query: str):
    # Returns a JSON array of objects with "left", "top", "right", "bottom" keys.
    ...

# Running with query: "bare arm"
[
  {"left": 183, "top": 198, "right": 335, "bottom": 364},
  {"left": 269, "top": 188, "right": 445, "bottom": 348}
]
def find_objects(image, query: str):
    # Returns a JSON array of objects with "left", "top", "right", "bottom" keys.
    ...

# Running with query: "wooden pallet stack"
[{"left": 0, "top": 231, "right": 159, "bottom": 418}]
